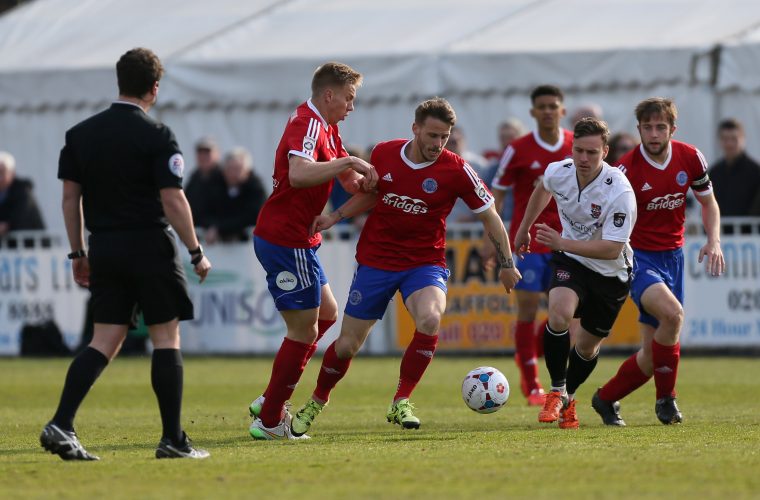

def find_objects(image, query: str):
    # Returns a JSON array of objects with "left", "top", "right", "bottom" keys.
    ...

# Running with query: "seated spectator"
[
  {"left": 607, "top": 132, "right": 638, "bottom": 166},
  {"left": 204, "top": 147, "right": 266, "bottom": 244},
  {"left": 0, "top": 150, "right": 45, "bottom": 236},
  {"left": 185, "top": 136, "right": 226, "bottom": 229},
  {"left": 709, "top": 118, "right": 760, "bottom": 223},
  {"left": 445, "top": 127, "right": 491, "bottom": 223}
]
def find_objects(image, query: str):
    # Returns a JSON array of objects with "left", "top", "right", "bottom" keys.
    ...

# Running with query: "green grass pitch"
[{"left": 1, "top": 356, "right": 758, "bottom": 499}]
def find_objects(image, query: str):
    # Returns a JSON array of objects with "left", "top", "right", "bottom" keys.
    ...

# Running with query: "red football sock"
[
  {"left": 260, "top": 337, "right": 311, "bottom": 427},
  {"left": 652, "top": 340, "right": 680, "bottom": 399},
  {"left": 312, "top": 341, "right": 353, "bottom": 403},
  {"left": 306, "top": 319, "right": 335, "bottom": 361},
  {"left": 598, "top": 353, "right": 652, "bottom": 402},
  {"left": 393, "top": 331, "right": 438, "bottom": 402},
  {"left": 535, "top": 319, "right": 547, "bottom": 358},
  {"left": 515, "top": 321, "right": 541, "bottom": 393}
]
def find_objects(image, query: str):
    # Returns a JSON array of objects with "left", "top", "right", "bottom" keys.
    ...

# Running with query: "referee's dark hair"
[
  {"left": 116, "top": 48, "right": 164, "bottom": 98},
  {"left": 574, "top": 117, "right": 610, "bottom": 145}
]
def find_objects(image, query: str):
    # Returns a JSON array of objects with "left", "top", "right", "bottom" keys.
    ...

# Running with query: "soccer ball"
[{"left": 461, "top": 366, "right": 510, "bottom": 414}]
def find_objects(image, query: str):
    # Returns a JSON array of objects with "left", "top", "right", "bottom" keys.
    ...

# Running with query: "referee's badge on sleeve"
[{"left": 168, "top": 153, "right": 185, "bottom": 178}]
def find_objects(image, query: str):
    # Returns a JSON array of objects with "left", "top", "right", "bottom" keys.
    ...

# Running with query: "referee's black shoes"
[
  {"left": 655, "top": 395, "right": 683, "bottom": 425},
  {"left": 591, "top": 389, "right": 626, "bottom": 427},
  {"left": 40, "top": 422, "right": 100, "bottom": 461},
  {"left": 155, "top": 431, "right": 210, "bottom": 459}
]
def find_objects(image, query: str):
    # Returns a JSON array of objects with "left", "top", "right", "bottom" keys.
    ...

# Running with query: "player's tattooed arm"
[{"left": 488, "top": 232, "right": 514, "bottom": 269}]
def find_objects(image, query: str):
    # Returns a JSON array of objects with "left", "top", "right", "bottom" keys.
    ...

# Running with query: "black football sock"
[
  {"left": 567, "top": 345, "right": 599, "bottom": 396},
  {"left": 151, "top": 349, "right": 184, "bottom": 445},
  {"left": 52, "top": 347, "right": 109, "bottom": 431},
  {"left": 543, "top": 324, "right": 571, "bottom": 389}
]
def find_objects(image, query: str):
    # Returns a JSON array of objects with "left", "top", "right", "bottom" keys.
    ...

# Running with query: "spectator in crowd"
[
  {"left": 185, "top": 136, "right": 226, "bottom": 229},
  {"left": 483, "top": 118, "right": 527, "bottom": 165},
  {"left": 568, "top": 102, "right": 603, "bottom": 127},
  {"left": 204, "top": 147, "right": 266, "bottom": 244},
  {"left": 709, "top": 118, "right": 760, "bottom": 218},
  {"left": 445, "top": 126, "right": 491, "bottom": 223},
  {"left": 607, "top": 132, "right": 639, "bottom": 166},
  {"left": 0, "top": 150, "right": 45, "bottom": 236},
  {"left": 482, "top": 118, "right": 528, "bottom": 223}
]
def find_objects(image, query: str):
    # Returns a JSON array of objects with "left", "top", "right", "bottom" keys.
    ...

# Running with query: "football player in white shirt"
[{"left": 514, "top": 118, "right": 637, "bottom": 429}]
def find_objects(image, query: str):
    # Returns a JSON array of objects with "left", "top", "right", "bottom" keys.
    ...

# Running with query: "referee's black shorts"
[
  {"left": 87, "top": 227, "right": 194, "bottom": 326},
  {"left": 548, "top": 252, "right": 630, "bottom": 338}
]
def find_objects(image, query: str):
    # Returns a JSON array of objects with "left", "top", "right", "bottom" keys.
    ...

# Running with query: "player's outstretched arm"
[
  {"left": 477, "top": 205, "right": 521, "bottom": 293},
  {"left": 534, "top": 223, "right": 625, "bottom": 259},
  {"left": 310, "top": 191, "right": 378, "bottom": 236},
  {"left": 289, "top": 155, "right": 377, "bottom": 190},
  {"left": 479, "top": 187, "right": 508, "bottom": 269},
  {"left": 695, "top": 192, "right": 725, "bottom": 276},
  {"left": 514, "top": 182, "right": 552, "bottom": 257}
]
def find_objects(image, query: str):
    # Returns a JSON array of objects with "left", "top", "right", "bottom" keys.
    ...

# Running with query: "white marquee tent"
[{"left": 1, "top": 0, "right": 759, "bottom": 236}]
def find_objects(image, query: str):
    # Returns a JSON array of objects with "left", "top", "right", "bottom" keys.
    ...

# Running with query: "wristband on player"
[
  {"left": 67, "top": 249, "right": 87, "bottom": 260},
  {"left": 335, "top": 208, "right": 346, "bottom": 221}
]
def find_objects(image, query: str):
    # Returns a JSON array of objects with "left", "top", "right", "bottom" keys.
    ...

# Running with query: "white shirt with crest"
[{"left": 542, "top": 160, "right": 637, "bottom": 282}]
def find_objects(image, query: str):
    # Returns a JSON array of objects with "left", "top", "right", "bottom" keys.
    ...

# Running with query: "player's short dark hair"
[
  {"left": 574, "top": 117, "right": 610, "bottom": 145},
  {"left": 717, "top": 117, "right": 743, "bottom": 134},
  {"left": 311, "top": 62, "right": 363, "bottom": 95},
  {"left": 116, "top": 48, "right": 164, "bottom": 98},
  {"left": 635, "top": 97, "right": 677, "bottom": 126},
  {"left": 531, "top": 85, "right": 564, "bottom": 104},
  {"left": 415, "top": 97, "right": 457, "bottom": 126}
]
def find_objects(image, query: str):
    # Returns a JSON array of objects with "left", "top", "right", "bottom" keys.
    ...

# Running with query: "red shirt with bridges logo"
[{"left": 356, "top": 139, "right": 494, "bottom": 271}]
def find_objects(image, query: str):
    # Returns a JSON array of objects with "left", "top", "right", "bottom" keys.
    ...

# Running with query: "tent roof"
[{"left": 1, "top": 0, "right": 760, "bottom": 110}]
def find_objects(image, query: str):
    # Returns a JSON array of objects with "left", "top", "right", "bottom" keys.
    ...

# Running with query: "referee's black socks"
[
  {"left": 151, "top": 348, "right": 184, "bottom": 445},
  {"left": 52, "top": 346, "right": 109, "bottom": 431}
]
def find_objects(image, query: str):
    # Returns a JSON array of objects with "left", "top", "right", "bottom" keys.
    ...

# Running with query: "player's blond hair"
[
  {"left": 574, "top": 117, "right": 610, "bottom": 145},
  {"left": 635, "top": 98, "right": 678, "bottom": 127},
  {"left": 311, "top": 62, "right": 363, "bottom": 95},
  {"left": 415, "top": 97, "right": 457, "bottom": 126}
]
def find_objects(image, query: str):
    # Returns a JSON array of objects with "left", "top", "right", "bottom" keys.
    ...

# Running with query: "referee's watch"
[{"left": 67, "top": 249, "right": 87, "bottom": 260}]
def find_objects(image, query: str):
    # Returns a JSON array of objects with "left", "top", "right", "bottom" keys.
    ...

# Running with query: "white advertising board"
[{"left": 682, "top": 236, "right": 760, "bottom": 346}]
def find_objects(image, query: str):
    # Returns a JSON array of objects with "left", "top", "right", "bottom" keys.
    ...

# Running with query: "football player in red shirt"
[
  {"left": 287, "top": 98, "right": 521, "bottom": 435},
  {"left": 484, "top": 85, "right": 574, "bottom": 405},
  {"left": 248, "top": 62, "right": 378, "bottom": 440},
  {"left": 592, "top": 98, "right": 725, "bottom": 426}
]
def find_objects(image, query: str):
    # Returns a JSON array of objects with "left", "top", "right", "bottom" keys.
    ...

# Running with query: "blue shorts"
[
  {"left": 514, "top": 252, "right": 553, "bottom": 292},
  {"left": 345, "top": 264, "right": 450, "bottom": 320},
  {"left": 630, "top": 248, "right": 684, "bottom": 328},
  {"left": 253, "top": 236, "right": 328, "bottom": 311}
]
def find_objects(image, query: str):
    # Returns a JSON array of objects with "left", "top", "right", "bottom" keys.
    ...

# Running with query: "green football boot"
[
  {"left": 386, "top": 398, "right": 421, "bottom": 429},
  {"left": 291, "top": 399, "right": 326, "bottom": 437}
]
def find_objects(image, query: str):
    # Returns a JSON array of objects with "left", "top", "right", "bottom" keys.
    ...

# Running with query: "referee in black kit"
[{"left": 40, "top": 48, "right": 212, "bottom": 460}]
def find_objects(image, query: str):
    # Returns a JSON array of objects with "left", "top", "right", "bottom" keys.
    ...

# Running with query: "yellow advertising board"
[{"left": 395, "top": 237, "right": 640, "bottom": 350}]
